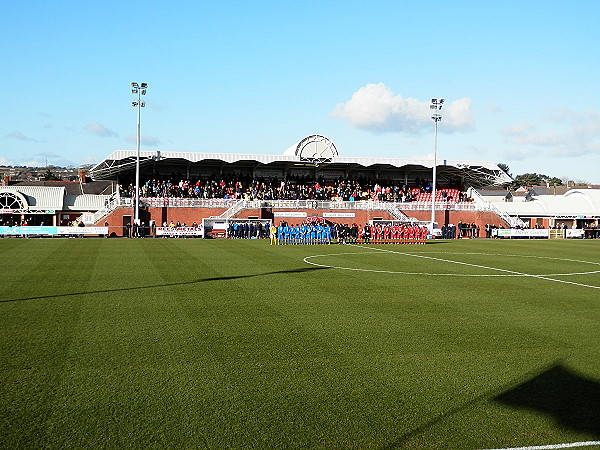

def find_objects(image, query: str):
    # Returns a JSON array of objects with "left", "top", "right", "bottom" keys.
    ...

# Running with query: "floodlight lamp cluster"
[
  {"left": 131, "top": 82, "right": 148, "bottom": 107},
  {"left": 431, "top": 98, "right": 444, "bottom": 122},
  {"left": 131, "top": 82, "right": 148, "bottom": 95}
]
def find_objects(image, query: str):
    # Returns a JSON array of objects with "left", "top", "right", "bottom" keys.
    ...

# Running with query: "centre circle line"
[
  {"left": 348, "top": 244, "right": 600, "bottom": 290},
  {"left": 304, "top": 251, "right": 600, "bottom": 277}
]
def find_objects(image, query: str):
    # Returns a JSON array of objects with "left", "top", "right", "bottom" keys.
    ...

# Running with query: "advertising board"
[{"left": 156, "top": 227, "right": 204, "bottom": 237}]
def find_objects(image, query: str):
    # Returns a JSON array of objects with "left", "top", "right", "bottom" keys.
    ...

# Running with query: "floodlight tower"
[
  {"left": 430, "top": 98, "right": 444, "bottom": 229},
  {"left": 131, "top": 82, "right": 147, "bottom": 226}
]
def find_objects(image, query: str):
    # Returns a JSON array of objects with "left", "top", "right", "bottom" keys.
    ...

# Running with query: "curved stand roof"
[{"left": 90, "top": 135, "right": 511, "bottom": 187}]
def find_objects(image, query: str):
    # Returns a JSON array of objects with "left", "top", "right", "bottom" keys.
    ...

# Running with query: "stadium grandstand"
[
  {"left": 85, "top": 134, "right": 518, "bottom": 236},
  {"left": 2, "top": 134, "right": 599, "bottom": 238}
]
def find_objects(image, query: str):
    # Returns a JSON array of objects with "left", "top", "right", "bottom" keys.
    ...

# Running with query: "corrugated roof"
[
  {"left": 64, "top": 194, "right": 111, "bottom": 211},
  {"left": 0, "top": 186, "right": 65, "bottom": 210},
  {"left": 12, "top": 180, "right": 115, "bottom": 195}
]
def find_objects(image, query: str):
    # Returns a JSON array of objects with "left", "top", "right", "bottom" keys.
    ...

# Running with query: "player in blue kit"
[
  {"left": 324, "top": 224, "right": 332, "bottom": 244},
  {"left": 309, "top": 225, "right": 317, "bottom": 245},
  {"left": 300, "top": 224, "right": 308, "bottom": 245},
  {"left": 315, "top": 225, "right": 323, "bottom": 244},
  {"left": 283, "top": 223, "right": 291, "bottom": 245}
]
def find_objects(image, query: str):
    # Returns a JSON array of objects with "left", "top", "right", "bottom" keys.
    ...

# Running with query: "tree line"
[{"left": 497, "top": 163, "right": 587, "bottom": 189}]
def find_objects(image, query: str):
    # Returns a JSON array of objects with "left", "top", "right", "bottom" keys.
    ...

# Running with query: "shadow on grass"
[
  {"left": 350, "top": 241, "right": 449, "bottom": 246},
  {"left": 383, "top": 362, "right": 600, "bottom": 448},
  {"left": 495, "top": 364, "right": 600, "bottom": 437},
  {"left": 0, "top": 266, "right": 329, "bottom": 304}
]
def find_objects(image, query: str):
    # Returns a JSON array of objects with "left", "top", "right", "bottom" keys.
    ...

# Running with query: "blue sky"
[{"left": 2, "top": 1, "right": 599, "bottom": 183}]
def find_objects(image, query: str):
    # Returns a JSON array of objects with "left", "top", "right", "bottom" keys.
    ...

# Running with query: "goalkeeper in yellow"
[{"left": 270, "top": 223, "right": 278, "bottom": 245}]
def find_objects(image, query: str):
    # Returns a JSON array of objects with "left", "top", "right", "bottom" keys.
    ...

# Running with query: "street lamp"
[
  {"left": 131, "top": 82, "right": 147, "bottom": 227},
  {"left": 430, "top": 98, "right": 444, "bottom": 229}
]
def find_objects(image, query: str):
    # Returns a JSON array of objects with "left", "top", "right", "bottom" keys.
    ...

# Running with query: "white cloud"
[
  {"left": 38, "top": 151, "right": 63, "bottom": 159},
  {"left": 331, "top": 83, "right": 474, "bottom": 134},
  {"left": 543, "top": 107, "right": 579, "bottom": 122},
  {"left": 80, "top": 155, "right": 100, "bottom": 165},
  {"left": 549, "top": 142, "right": 600, "bottom": 158},
  {"left": 5, "top": 131, "right": 45, "bottom": 143},
  {"left": 20, "top": 152, "right": 75, "bottom": 168},
  {"left": 0, "top": 156, "right": 14, "bottom": 165},
  {"left": 501, "top": 122, "right": 536, "bottom": 137},
  {"left": 409, "top": 151, "right": 435, "bottom": 160},
  {"left": 443, "top": 98, "right": 474, "bottom": 131},
  {"left": 501, "top": 149, "right": 540, "bottom": 161},
  {"left": 465, "top": 144, "right": 488, "bottom": 156},
  {"left": 125, "top": 134, "right": 161, "bottom": 147},
  {"left": 516, "top": 132, "right": 563, "bottom": 146},
  {"left": 503, "top": 108, "right": 600, "bottom": 158},
  {"left": 23, "top": 159, "right": 47, "bottom": 167},
  {"left": 7, "top": 131, "right": 28, "bottom": 140},
  {"left": 84, "top": 122, "right": 118, "bottom": 138},
  {"left": 146, "top": 101, "right": 164, "bottom": 111},
  {"left": 141, "top": 136, "right": 161, "bottom": 147},
  {"left": 486, "top": 101, "right": 503, "bottom": 114}
]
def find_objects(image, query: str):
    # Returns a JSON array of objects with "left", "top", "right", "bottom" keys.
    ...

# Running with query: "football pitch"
[{"left": 1, "top": 238, "right": 599, "bottom": 449}]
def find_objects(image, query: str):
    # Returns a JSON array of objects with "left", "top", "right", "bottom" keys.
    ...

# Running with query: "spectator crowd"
[{"left": 119, "top": 174, "right": 467, "bottom": 203}]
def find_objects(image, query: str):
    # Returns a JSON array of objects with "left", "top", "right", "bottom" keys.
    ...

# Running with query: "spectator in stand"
[{"left": 119, "top": 174, "right": 470, "bottom": 205}]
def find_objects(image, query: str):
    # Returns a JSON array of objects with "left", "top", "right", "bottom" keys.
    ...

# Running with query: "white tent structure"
[
  {"left": 476, "top": 188, "right": 600, "bottom": 229},
  {"left": 494, "top": 189, "right": 600, "bottom": 218}
]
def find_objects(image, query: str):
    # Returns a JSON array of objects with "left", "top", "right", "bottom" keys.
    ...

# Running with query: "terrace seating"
[{"left": 413, "top": 188, "right": 464, "bottom": 203}]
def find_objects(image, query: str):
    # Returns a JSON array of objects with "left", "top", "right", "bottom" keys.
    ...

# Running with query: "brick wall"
[
  {"left": 406, "top": 210, "right": 505, "bottom": 228},
  {"left": 102, "top": 207, "right": 228, "bottom": 236},
  {"left": 102, "top": 206, "right": 505, "bottom": 237}
]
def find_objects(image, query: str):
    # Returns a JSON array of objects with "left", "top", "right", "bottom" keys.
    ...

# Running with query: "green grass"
[{"left": 1, "top": 238, "right": 599, "bottom": 449}]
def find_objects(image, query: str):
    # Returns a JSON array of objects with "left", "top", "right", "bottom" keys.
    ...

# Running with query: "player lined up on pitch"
[
  {"left": 275, "top": 223, "right": 333, "bottom": 245},
  {"left": 271, "top": 222, "right": 428, "bottom": 245},
  {"left": 359, "top": 223, "right": 428, "bottom": 244}
]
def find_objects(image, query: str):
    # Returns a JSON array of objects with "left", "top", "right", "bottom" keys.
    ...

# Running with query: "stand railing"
[
  {"left": 100, "top": 196, "right": 501, "bottom": 223},
  {"left": 212, "top": 200, "right": 247, "bottom": 219},
  {"left": 79, "top": 193, "right": 120, "bottom": 225},
  {"left": 468, "top": 188, "right": 526, "bottom": 228},
  {"left": 382, "top": 203, "right": 410, "bottom": 221}
]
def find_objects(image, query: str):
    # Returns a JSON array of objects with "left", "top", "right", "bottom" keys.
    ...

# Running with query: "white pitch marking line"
[
  {"left": 481, "top": 440, "right": 600, "bottom": 449},
  {"left": 304, "top": 253, "right": 508, "bottom": 276},
  {"left": 389, "top": 251, "right": 600, "bottom": 269},
  {"left": 347, "top": 245, "right": 600, "bottom": 290},
  {"left": 355, "top": 245, "right": 600, "bottom": 290},
  {"left": 303, "top": 252, "right": 546, "bottom": 277},
  {"left": 303, "top": 251, "right": 600, "bottom": 277}
]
